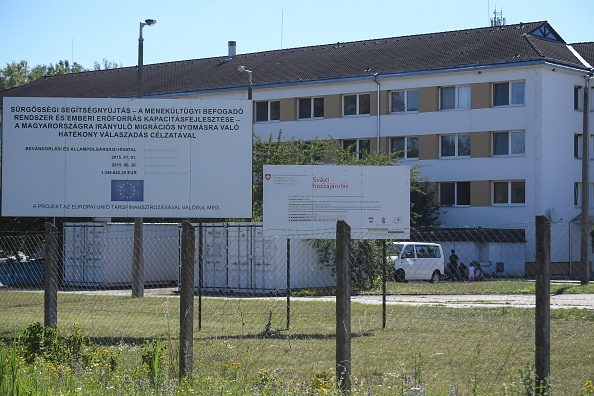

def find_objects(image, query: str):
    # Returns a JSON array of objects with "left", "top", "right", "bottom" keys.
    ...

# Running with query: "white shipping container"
[
  {"left": 63, "top": 222, "right": 179, "bottom": 287},
  {"left": 193, "top": 223, "right": 335, "bottom": 293}
]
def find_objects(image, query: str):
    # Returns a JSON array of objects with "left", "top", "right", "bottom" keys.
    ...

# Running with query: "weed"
[{"left": 141, "top": 337, "right": 166, "bottom": 388}]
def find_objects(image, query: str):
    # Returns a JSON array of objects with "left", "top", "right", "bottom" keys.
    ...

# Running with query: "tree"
[
  {"left": 93, "top": 59, "right": 123, "bottom": 70},
  {"left": 0, "top": 59, "right": 119, "bottom": 91}
]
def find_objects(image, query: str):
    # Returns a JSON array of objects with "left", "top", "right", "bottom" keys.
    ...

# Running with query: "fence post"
[
  {"left": 286, "top": 238, "right": 291, "bottom": 330},
  {"left": 535, "top": 215, "right": 550, "bottom": 393},
  {"left": 198, "top": 222, "right": 203, "bottom": 331},
  {"left": 180, "top": 220, "right": 195, "bottom": 379},
  {"left": 336, "top": 220, "right": 351, "bottom": 392},
  {"left": 132, "top": 218, "right": 144, "bottom": 298},
  {"left": 44, "top": 222, "right": 59, "bottom": 327},
  {"left": 382, "top": 240, "right": 387, "bottom": 329}
]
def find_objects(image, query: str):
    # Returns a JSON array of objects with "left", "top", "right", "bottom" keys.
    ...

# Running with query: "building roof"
[
  {"left": 411, "top": 227, "right": 526, "bottom": 244},
  {"left": 1, "top": 21, "right": 592, "bottom": 101}
]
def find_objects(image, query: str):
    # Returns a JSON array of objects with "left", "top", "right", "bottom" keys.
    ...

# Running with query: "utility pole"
[{"left": 580, "top": 72, "right": 592, "bottom": 285}]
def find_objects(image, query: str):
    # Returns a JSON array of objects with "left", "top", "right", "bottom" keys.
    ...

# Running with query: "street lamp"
[
  {"left": 137, "top": 19, "right": 157, "bottom": 99},
  {"left": 133, "top": 18, "right": 156, "bottom": 299},
  {"left": 238, "top": 65, "right": 253, "bottom": 100}
]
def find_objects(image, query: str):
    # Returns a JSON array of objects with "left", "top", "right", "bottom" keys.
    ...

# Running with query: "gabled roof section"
[
  {"left": 0, "top": 21, "right": 591, "bottom": 101},
  {"left": 571, "top": 42, "right": 594, "bottom": 69},
  {"left": 528, "top": 22, "right": 564, "bottom": 43}
]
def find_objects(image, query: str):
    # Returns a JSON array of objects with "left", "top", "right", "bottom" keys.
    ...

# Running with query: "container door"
[
  {"left": 252, "top": 226, "right": 275, "bottom": 291},
  {"left": 200, "top": 224, "right": 228, "bottom": 289},
  {"left": 63, "top": 224, "right": 85, "bottom": 285},
  {"left": 84, "top": 225, "right": 104, "bottom": 284},
  {"left": 63, "top": 223, "right": 104, "bottom": 285},
  {"left": 227, "top": 225, "right": 251, "bottom": 289}
]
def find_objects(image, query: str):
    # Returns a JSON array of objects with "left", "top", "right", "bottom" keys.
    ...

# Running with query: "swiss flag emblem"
[{"left": 265, "top": 174, "right": 271, "bottom": 180}]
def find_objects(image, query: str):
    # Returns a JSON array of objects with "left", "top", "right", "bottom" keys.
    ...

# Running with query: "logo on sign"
[
  {"left": 265, "top": 174, "right": 271, "bottom": 180},
  {"left": 111, "top": 180, "right": 144, "bottom": 201}
]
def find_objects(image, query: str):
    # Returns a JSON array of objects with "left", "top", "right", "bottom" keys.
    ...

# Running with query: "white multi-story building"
[{"left": 1, "top": 20, "right": 593, "bottom": 277}]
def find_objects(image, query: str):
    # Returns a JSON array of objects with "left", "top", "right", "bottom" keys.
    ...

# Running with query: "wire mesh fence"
[{"left": 1, "top": 219, "right": 593, "bottom": 394}]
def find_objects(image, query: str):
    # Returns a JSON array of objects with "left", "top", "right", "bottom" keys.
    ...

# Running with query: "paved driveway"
[{"left": 347, "top": 294, "right": 594, "bottom": 309}]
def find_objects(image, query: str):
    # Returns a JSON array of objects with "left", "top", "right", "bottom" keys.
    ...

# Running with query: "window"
[
  {"left": 493, "top": 81, "right": 525, "bottom": 106},
  {"left": 575, "top": 134, "right": 582, "bottom": 159},
  {"left": 574, "top": 86, "right": 582, "bottom": 111},
  {"left": 298, "top": 97, "right": 324, "bottom": 119},
  {"left": 440, "top": 182, "right": 470, "bottom": 206},
  {"left": 390, "top": 90, "right": 419, "bottom": 113},
  {"left": 391, "top": 136, "right": 419, "bottom": 160},
  {"left": 441, "top": 134, "right": 470, "bottom": 157},
  {"left": 255, "top": 100, "right": 280, "bottom": 122},
  {"left": 493, "top": 181, "right": 525, "bottom": 205},
  {"left": 574, "top": 183, "right": 594, "bottom": 207},
  {"left": 440, "top": 86, "right": 470, "bottom": 110},
  {"left": 493, "top": 131, "right": 525, "bottom": 156},
  {"left": 574, "top": 134, "right": 594, "bottom": 159},
  {"left": 343, "top": 139, "right": 370, "bottom": 159},
  {"left": 343, "top": 94, "right": 370, "bottom": 116}
]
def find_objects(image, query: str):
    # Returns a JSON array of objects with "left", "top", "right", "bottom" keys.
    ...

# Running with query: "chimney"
[{"left": 228, "top": 41, "right": 236, "bottom": 59}]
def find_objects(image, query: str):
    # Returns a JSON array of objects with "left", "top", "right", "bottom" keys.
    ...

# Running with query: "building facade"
[{"left": 1, "top": 20, "right": 593, "bottom": 277}]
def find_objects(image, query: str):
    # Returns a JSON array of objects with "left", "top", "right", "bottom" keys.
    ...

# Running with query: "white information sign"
[
  {"left": 263, "top": 165, "right": 410, "bottom": 239},
  {"left": 2, "top": 97, "right": 252, "bottom": 218}
]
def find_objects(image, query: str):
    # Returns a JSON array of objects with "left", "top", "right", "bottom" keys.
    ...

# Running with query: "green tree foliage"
[
  {"left": 0, "top": 59, "right": 119, "bottom": 91},
  {"left": 252, "top": 131, "right": 336, "bottom": 221},
  {"left": 93, "top": 58, "right": 123, "bottom": 71}
]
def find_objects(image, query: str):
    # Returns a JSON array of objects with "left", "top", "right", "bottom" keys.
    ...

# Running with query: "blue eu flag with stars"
[{"left": 111, "top": 180, "right": 144, "bottom": 201}]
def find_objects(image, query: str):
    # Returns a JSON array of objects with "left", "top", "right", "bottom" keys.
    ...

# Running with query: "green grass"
[{"left": 1, "top": 282, "right": 594, "bottom": 395}]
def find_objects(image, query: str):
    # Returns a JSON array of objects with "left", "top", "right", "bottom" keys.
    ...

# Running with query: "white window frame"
[
  {"left": 440, "top": 86, "right": 470, "bottom": 110},
  {"left": 390, "top": 90, "right": 419, "bottom": 113},
  {"left": 255, "top": 100, "right": 280, "bottom": 123},
  {"left": 343, "top": 93, "right": 371, "bottom": 116},
  {"left": 440, "top": 134, "right": 471, "bottom": 158},
  {"left": 390, "top": 136, "right": 419, "bottom": 160},
  {"left": 492, "top": 180, "right": 525, "bottom": 206},
  {"left": 493, "top": 81, "right": 525, "bottom": 107},
  {"left": 343, "top": 139, "right": 370, "bottom": 160},
  {"left": 492, "top": 130, "right": 525, "bottom": 156},
  {"left": 439, "top": 181, "right": 471, "bottom": 207},
  {"left": 298, "top": 97, "right": 324, "bottom": 120}
]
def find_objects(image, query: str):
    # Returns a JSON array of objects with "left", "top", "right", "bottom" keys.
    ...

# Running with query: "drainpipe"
[{"left": 373, "top": 73, "right": 381, "bottom": 153}]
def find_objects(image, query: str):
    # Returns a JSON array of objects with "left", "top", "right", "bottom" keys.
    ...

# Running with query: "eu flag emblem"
[{"left": 111, "top": 180, "right": 144, "bottom": 201}]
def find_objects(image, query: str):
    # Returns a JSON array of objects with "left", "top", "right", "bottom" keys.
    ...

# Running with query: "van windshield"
[{"left": 387, "top": 243, "right": 403, "bottom": 257}]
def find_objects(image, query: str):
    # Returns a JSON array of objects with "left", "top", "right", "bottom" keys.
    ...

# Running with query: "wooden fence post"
[
  {"left": 336, "top": 220, "right": 351, "bottom": 392},
  {"left": 180, "top": 220, "right": 195, "bottom": 379},
  {"left": 535, "top": 215, "right": 550, "bottom": 394},
  {"left": 44, "top": 222, "right": 59, "bottom": 327}
]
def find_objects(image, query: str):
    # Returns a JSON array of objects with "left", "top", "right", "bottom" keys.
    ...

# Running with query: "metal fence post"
[
  {"left": 44, "top": 222, "right": 59, "bottom": 327},
  {"left": 336, "top": 220, "right": 351, "bottom": 392},
  {"left": 180, "top": 220, "right": 195, "bottom": 379},
  {"left": 535, "top": 215, "right": 550, "bottom": 393}
]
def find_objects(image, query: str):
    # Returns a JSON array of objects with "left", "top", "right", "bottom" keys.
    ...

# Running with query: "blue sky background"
[{"left": 2, "top": 0, "right": 592, "bottom": 70}]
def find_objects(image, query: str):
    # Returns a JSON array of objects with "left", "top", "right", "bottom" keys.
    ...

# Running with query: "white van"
[{"left": 388, "top": 242, "right": 445, "bottom": 283}]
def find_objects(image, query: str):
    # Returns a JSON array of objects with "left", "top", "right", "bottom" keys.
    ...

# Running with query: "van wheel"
[
  {"left": 395, "top": 269, "right": 405, "bottom": 283},
  {"left": 430, "top": 270, "right": 441, "bottom": 284}
]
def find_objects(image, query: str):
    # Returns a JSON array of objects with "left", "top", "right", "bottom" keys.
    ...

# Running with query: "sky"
[{"left": 1, "top": 0, "right": 592, "bottom": 71}]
